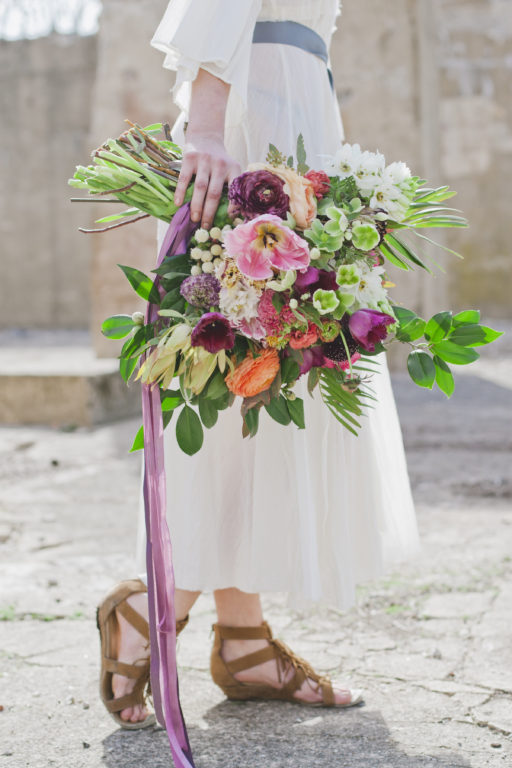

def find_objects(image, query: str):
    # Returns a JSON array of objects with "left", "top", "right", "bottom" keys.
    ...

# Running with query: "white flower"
[
  {"left": 195, "top": 228, "right": 209, "bottom": 243},
  {"left": 370, "top": 180, "right": 410, "bottom": 222},
  {"left": 354, "top": 150, "right": 386, "bottom": 194},
  {"left": 326, "top": 142, "right": 363, "bottom": 177},
  {"left": 190, "top": 247, "right": 203, "bottom": 260},
  {"left": 210, "top": 243, "right": 223, "bottom": 256},
  {"left": 190, "top": 265, "right": 202, "bottom": 276},
  {"left": 310, "top": 247, "right": 321, "bottom": 260},
  {"left": 383, "top": 161, "right": 411, "bottom": 186},
  {"left": 219, "top": 282, "right": 262, "bottom": 326},
  {"left": 289, "top": 298, "right": 298, "bottom": 309},
  {"left": 201, "top": 261, "right": 214, "bottom": 274},
  {"left": 200, "top": 250, "right": 213, "bottom": 262},
  {"left": 353, "top": 263, "right": 387, "bottom": 309},
  {"left": 209, "top": 226, "right": 222, "bottom": 240}
]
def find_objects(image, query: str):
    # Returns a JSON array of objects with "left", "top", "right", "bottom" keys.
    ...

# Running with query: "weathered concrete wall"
[{"left": 0, "top": 33, "right": 97, "bottom": 329}]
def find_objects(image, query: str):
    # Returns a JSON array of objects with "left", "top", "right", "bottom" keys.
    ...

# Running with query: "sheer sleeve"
[{"left": 151, "top": 0, "right": 262, "bottom": 128}]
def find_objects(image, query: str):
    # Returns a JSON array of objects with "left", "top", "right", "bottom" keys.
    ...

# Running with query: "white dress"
[{"left": 137, "top": 0, "right": 420, "bottom": 609}]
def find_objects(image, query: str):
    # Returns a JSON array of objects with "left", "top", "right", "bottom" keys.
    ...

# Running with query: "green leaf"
[
  {"left": 244, "top": 407, "right": 260, "bottom": 437},
  {"left": 287, "top": 397, "right": 305, "bottom": 429},
  {"left": 424, "top": 311, "right": 452, "bottom": 342},
  {"left": 198, "top": 398, "right": 218, "bottom": 429},
  {"left": 307, "top": 366, "right": 320, "bottom": 396},
  {"left": 449, "top": 324, "right": 503, "bottom": 347},
  {"left": 452, "top": 310, "right": 481, "bottom": 327},
  {"left": 433, "top": 356, "right": 455, "bottom": 398},
  {"left": 281, "top": 358, "right": 300, "bottom": 385},
  {"left": 407, "top": 350, "right": 436, "bottom": 388},
  {"left": 296, "top": 134, "right": 309, "bottom": 175},
  {"left": 161, "top": 393, "right": 183, "bottom": 412},
  {"left": 385, "top": 234, "right": 432, "bottom": 272},
  {"left": 432, "top": 341, "right": 480, "bottom": 365},
  {"left": 379, "top": 241, "right": 410, "bottom": 271},
  {"left": 205, "top": 369, "right": 228, "bottom": 400},
  {"left": 120, "top": 354, "right": 138, "bottom": 382},
  {"left": 102, "top": 314, "right": 137, "bottom": 339},
  {"left": 118, "top": 264, "right": 161, "bottom": 304},
  {"left": 265, "top": 394, "right": 292, "bottom": 426},
  {"left": 129, "top": 425, "right": 144, "bottom": 452},
  {"left": 175, "top": 405, "right": 204, "bottom": 455}
]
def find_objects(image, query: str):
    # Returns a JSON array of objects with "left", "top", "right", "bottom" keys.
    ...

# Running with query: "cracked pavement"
[{"left": 0, "top": 333, "right": 511, "bottom": 767}]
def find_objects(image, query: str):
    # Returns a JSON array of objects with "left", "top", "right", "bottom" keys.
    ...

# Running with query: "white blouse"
[{"left": 151, "top": 0, "right": 343, "bottom": 167}]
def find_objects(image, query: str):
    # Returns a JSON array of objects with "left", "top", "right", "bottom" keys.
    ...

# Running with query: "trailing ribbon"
[{"left": 142, "top": 204, "right": 197, "bottom": 768}]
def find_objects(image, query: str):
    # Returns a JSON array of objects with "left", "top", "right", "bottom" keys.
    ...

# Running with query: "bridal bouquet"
[{"left": 70, "top": 123, "right": 501, "bottom": 455}]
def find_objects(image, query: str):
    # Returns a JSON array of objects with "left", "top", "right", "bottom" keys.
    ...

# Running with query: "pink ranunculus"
[
  {"left": 348, "top": 309, "right": 394, "bottom": 352},
  {"left": 223, "top": 214, "right": 311, "bottom": 280}
]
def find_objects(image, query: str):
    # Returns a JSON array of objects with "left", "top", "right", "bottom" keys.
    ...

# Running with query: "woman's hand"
[{"left": 173, "top": 131, "right": 241, "bottom": 229}]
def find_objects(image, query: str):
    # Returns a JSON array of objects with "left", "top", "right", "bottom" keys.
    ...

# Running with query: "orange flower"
[{"left": 225, "top": 348, "right": 280, "bottom": 398}]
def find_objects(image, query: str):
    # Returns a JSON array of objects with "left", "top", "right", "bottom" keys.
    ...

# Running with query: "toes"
[
  {"left": 333, "top": 687, "right": 357, "bottom": 706},
  {"left": 120, "top": 706, "right": 134, "bottom": 722}
]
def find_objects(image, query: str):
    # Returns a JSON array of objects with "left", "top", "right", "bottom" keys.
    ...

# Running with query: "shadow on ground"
[{"left": 102, "top": 701, "right": 471, "bottom": 768}]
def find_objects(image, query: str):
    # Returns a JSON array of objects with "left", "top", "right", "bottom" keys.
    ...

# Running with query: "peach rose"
[
  {"left": 248, "top": 163, "right": 317, "bottom": 230},
  {"left": 225, "top": 348, "right": 280, "bottom": 398}
]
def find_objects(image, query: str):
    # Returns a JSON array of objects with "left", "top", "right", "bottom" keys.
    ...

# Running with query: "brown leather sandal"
[
  {"left": 210, "top": 621, "right": 363, "bottom": 708},
  {"left": 97, "top": 578, "right": 189, "bottom": 729}
]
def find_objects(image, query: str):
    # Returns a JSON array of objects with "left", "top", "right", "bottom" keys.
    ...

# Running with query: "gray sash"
[{"left": 252, "top": 20, "right": 334, "bottom": 91}]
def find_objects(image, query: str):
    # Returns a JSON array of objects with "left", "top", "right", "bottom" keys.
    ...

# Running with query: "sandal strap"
[
  {"left": 320, "top": 678, "right": 335, "bottom": 706},
  {"left": 225, "top": 645, "right": 277, "bottom": 675},
  {"left": 116, "top": 600, "right": 149, "bottom": 640},
  {"left": 105, "top": 674, "right": 148, "bottom": 713},
  {"left": 214, "top": 622, "right": 272, "bottom": 641},
  {"left": 104, "top": 658, "right": 149, "bottom": 679}
]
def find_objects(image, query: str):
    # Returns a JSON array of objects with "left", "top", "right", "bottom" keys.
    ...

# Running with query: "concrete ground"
[{"left": 0, "top": 331, "right": 511, "bottom": 768}]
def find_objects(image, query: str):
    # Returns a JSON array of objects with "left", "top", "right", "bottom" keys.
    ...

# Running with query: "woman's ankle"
[{"left": 213, "top": 587, "right": 264, "bottom": 626}]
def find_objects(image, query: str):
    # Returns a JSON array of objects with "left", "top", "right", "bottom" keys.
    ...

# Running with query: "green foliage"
[
  {"left": 176, "top": 405, "right": 204, "bottom": 455},
  {"left": 102, "top": 314, "right": 137, "bottom": 339},
  {"left": 296, "top": 134, "right": 309, "bottom": 175},
  {"left": 330, "top": 176, "right": 359, "bottom": 206},
  {"left": 205, "top": 369, "right": 229, "bottom": 400},
  {"left": 118, "top": 264, "right": 161, "bottom": 304},
  {"left": 432, "top": 341, "right": 480, "bottom": 365},
  {"left": 266, "top": 143, "right": 288, "bottom": 167},
  {"left": 424, "top": 311, "right": 453, "bottom": 343},
  {"left": 407, "top": 350, "right": 435, "bottom": 389},
  {"left": 318, "top": 369, "right": 366, "bottom": 436},
  {"left": 393, "top": 307, "right": 426, "bottom": 342},
  {"left": 198, "top": 397, "right": 219, "bottom": 429},
  {"left": 287, "top": 397, "right": 305, "bottom": 429},
  {"left": 244, "top": 407, "right": 260, "bottom": 437},
  {"left": 130, "top": 425, "right": 144, "bottom": 452},
  {"left": 281, "top": 358, "right": 301, "bottom": 385},
  {"left": 433, "top": 356, "right": 455, "bottom": 398},
  {"left": 265, "top": 394, "right": 292, "bottom": 426}
]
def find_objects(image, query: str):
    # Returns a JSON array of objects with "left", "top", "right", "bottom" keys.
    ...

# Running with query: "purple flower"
[
  {"left": 299, "top": 345, "right": 326, "bottom": 375},
  {"left": 228, "top": 170, "right": 290, "bottom": 220},
  {"left": 190, "top": 312, "right": 235, "bottom": 354},
  {"left": 180, "top": 274, "right": 220, "bottom": 308},
  {"left": 294, "top": 267, "right": 338, "bottom": 296},
  {"left": 348, "top": 309, "right": 394, "bottom": 352}
]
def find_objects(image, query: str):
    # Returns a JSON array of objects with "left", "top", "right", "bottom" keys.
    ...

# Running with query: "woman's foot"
[
  {"left": 111, "top": 591, "right": 151, "bottom": 724},
  {"left": 221, "top": 637, "right": 359, "bottom": 705}
]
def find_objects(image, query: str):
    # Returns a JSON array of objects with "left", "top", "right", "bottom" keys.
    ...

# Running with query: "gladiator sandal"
[
  {"left": 97, "top": 578, "right": 189, "bottom": 729},
  {"left": 210, "top": 621, "right": 363, "bottom": 708}
]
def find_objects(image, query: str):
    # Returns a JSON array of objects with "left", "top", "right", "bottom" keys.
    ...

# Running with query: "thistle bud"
[{"left": 190, "top": 265, "right": 202, "bottom": 276}]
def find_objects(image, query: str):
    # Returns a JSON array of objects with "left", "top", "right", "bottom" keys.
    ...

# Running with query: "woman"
[{"left": 97, "top": 0, "right": 420, "bottom": 728}]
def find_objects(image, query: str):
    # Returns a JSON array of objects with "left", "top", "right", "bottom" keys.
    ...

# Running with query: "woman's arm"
[{"left": 173, "top": 68, "right": 241, "bottom": 228}]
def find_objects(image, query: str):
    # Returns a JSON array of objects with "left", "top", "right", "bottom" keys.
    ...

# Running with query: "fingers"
[{"left": 174, "top": 150, "right": 242, "bottom": 229}]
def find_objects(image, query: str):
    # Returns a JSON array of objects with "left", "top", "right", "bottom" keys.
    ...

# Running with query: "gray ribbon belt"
[{"left": 252, "top": 20, "right": 334, "bottom": 91}]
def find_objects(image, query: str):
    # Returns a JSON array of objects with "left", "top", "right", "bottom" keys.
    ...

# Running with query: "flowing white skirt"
[{"left": 136, "top": 39, "right": 419, "bottom": 609}]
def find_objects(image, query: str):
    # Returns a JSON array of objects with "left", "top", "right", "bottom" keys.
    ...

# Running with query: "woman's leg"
[
  {"left": 113, "top": 588, "right": 201, "bottom": 723},
  {"left": 213, "top": 587, "right": 354, "bottom": 705}
]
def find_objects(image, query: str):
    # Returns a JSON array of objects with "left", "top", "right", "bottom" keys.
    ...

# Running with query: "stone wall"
[
  {"left": 1, "top": 0, "right": 510, "bottom": 344},
  {"left": 0, "top": 33, "right": 97, "bottom": 329}
]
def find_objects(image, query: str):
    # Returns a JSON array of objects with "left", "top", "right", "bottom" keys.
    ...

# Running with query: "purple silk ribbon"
[{"left": 142, "top": 204, "right": 197, "bottom": 768}]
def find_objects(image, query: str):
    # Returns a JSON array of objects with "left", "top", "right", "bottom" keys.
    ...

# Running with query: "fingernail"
[
  {"left": 174, "top": 193, "right": 181, "bottom": 204},
  {"left": 191, "top": 211, "right": 199, "bottom": 222}
]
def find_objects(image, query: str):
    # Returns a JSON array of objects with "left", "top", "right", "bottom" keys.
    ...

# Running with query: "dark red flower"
[
  {"left": 228, "top": 170, "right": 290, "bottom": 220},
  {"left": 294, "top": 267, "right": 338, "bottom": 296},
  {"left": 190, "top": 312, "right": 235, "bottom": 353},
  {"left": 304, "top": 170, "right": 331, "bottom": 199}
]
